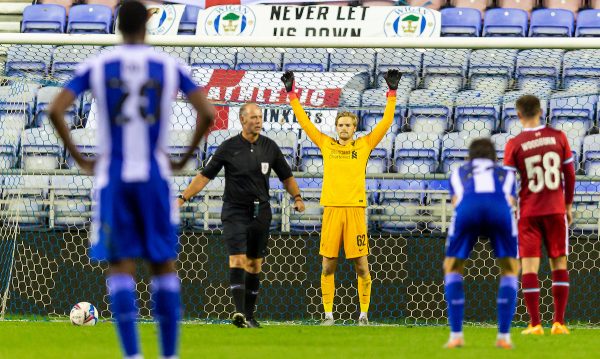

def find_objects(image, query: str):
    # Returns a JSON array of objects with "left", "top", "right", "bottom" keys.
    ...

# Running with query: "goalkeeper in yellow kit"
[{"left": 281, "top": 70, "right": 400, "bottom": 325}]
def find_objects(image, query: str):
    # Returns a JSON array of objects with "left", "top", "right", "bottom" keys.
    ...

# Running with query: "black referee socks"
[
  {"left": 229, "top": 268, "right": 246, "bottom": 314},
  {"left": 245, "top": 272, "right": 260, "bottom": 319}
]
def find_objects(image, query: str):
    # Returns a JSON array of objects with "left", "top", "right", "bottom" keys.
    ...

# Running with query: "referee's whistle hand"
[{"left": 294, "top": 199, "right": 305, "bottom": 212}]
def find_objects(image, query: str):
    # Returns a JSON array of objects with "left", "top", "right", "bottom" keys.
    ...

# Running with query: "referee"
[{"left": 177, "top": 102, "right": 305, "bottom": 328}]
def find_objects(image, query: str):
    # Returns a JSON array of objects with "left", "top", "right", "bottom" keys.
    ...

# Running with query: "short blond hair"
[{"left": 335, "top": 111, "right": 358, "bottom": 127}]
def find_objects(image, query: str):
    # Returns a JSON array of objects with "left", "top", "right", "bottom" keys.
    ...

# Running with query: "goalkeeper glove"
[
  {"left": 281, "top": 71, "right": 296, "bottom": 93},
  {"left": 384, "top": 69, "right": 401, "bottom": 91}
]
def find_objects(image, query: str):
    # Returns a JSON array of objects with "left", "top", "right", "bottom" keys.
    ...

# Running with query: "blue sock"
[
  {"left": 497, "top": 275, "right": 518, "bottom": 335},
  {"left": 151, "top": 273, "right": 181, "bottom": 358},
  {"left": 444, "top": 273, "right": 464, "bottom": 334},
  {"left": 107, "top": 274, "right": 140, "bottom": 357}
]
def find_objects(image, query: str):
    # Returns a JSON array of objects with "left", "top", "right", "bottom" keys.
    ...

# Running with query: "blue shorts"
[
  {"left": 90, "top": 177, "right": 179, "bottom": 263},
  {"left": 445, "top": 195, "right": 518, "bottom": 259}
]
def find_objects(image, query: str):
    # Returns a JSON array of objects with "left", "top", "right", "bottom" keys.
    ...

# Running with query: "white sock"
[
  {"left": 497, "top": 333, "right": 511, "bottom": 342},
  {"left": 125, "top": 355, "right": 143, "bottom": 359},
  {"left": 359, "top": 312, "right": 368, "bottom": 319},
  {"left": 450, "top": 332, "right": 464, "bottom": 340},
  {"left": 325, "top": 312, "right": 333, "bottom": 319}
]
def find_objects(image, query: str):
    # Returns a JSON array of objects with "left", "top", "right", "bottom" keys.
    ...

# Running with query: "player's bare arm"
[
  {"left": 171, "top": 88, "right": 215, "bottom": 171},
  {"left": 282, "top": 176, "right": 305, "bottom": 212},
  {"left": 49, "top": 88, "right": 95, "bottom": 174}
]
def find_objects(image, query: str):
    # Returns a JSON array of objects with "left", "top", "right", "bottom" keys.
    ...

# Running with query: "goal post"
[{"left": 0, "top": 34, "right": 598, "bottom": 325}]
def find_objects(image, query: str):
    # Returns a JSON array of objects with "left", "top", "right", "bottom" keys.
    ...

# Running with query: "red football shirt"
[{"left": 504, "top": 125, "right": 573, "bottom": 218}]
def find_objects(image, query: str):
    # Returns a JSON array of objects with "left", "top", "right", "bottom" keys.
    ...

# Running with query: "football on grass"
[{"left": 69, "top": 302, "right": 98, "bottom": 326}]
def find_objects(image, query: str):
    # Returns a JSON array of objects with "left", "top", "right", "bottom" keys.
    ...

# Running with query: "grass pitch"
[{"left": 0, "top": 321, "right": 598, "bottom": 359}]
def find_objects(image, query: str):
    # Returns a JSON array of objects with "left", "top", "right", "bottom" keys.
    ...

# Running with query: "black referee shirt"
[{"left": 201, "top": 133, "right": 293, "bottom": 205}]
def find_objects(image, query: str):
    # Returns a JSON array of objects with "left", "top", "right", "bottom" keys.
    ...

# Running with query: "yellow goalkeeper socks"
[
  {"left": 321, "top": 273, "right": 335, "bottom": 313},
  {"left": 358, "top": 274, "right": 372, "bottom": 314}
]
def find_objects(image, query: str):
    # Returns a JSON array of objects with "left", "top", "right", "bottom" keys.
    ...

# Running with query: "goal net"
[{"left": 0, "top": 35, "right": 598, "bottom": 325}]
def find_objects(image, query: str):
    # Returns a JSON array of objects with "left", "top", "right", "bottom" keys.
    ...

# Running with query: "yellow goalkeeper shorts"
[{"left": 320, "top": 207, "right": 368, "bottom": 259}]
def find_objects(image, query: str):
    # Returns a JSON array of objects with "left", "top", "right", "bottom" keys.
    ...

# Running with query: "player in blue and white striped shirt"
[
  {"left": 442, "top": 138, "right": 520, "bottom": 350},
  {"left": 49, "top": 1, "right": 214, "bottom": 358}
]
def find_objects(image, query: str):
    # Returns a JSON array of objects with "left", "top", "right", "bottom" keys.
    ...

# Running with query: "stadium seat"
[
  {"left": 501, "top": 91, "right": 549, "bottom": 135},
  {"left": 190, "top": 47, "right": 236, "bottom": 70},
  {"left": 190, "top": 177, "right": 225, "bottom": 230},
  {"left": 40, "top": 0, "right": 74, "bottom": 13},
  {"left": 422, "top": 49, "right": 470, "bottom": 91},
  {"left": 68, "top": 128, "right": 97, "bottom": 168},
  {"left": 453, "top": 90, "right": 502, "bottom": 136},
  {"left": 329, "top": 48, "right": 376, "bottom": 74},
  {"left": 378, "top": 179, "right": 424, "bottom": 232},
  {"left": 52, "top": 45, "right": 101, "bottom": 82},
  {"left": 352, "top": 131, "right": 395, "bottom": 173},
  {"left": 179, "top": 6, "right": 200, "bottom": 35},
  {"left": 0, "top": 85, "right": 36, "bottom": 129},
  {"left": 407, "top": 90, "right": 456, "bottom": 135},
  {"left": 283, "top": 48, "right": 329, "bottom": 72},
  {"left": 423, "top": 179, "right": 454, "bottom": 231},
  {"left": 67, "top": 5, "right": 112, "bottom": 34},
  {"left": 450, "top": 0, "right": 490, "bottom": 13},
  {"left": 21, "top": 5, "right": 66, "bottom": 33},
  {"left": 562, "top": 50, "right": 600, "bottom": 91},
  {"left": 407, "top": 0, "right": 447, "bottom": 9},
  {"left": 490, "top": 132, "right": 513, "bottom": 161},
  {"left": 583, "top": 134, "right": 600, "bottom": 175},
  {"left": 205, "top": 129, "right": 238, "bottom": 159},
  {"left": 21, "top": 128, "right": 63, "bottom": 170},
  {"left": 516, "top": 49, "right": 564, "bottom": 91},
  {"left": 483, "top": 8, "right": 528, "bottom": 37},
  {"left": 50, "top": 175, "right": 92, "bottom": 227},
  {"left": 6, "top": 45, "right": 53, "bottom": 79},
  {"left": 529, "top": 9, "right": 575, "bottom": 37},
  {"left": 0, "top": 127, "right": 21, "bottom": 169},
  {"left": 441, "top": 8, "right": 482, "bottom": 37},
  {"left": 468, "top": 49, "right": 518, "bottom": 92},
  {"left": 572, "top": 180, "right": 600, "bottom": 231},
  {"left": 549, "top": 94, "right": 597, "bottom": 137},
  {"left": 263, "top": 129, "right": 298, "bottom": 168},
  {"left": 375, "top": 48, "right": 422, "bottom": 90},
  {"left": 289, "top": 177, "right": 323, "bottom": 232},
  {"left": 35, "top": 86, "right": 78, "bottom": 128},
  {"left": 1, "top": 175, "right": 50, "bottom": 227},
  {"left": 576, "top": 10, "right": 600, "bottom": 37},
  {"left": 170, "top": 101, "right": 198, "bottom": 130},
  {"left": 497, "top": 0, "right": 536, "bottom": 15},
  {"left": 542, "top": 0, "right": 582, "bottom": 14},
  {"left": 361, "top": 88, "right": 407, "bottom": 133},
  {"left": 441, "top": 132, "right": 470, "bottom": 173},
  {"left": 236, "top": 47, "right": 282, "bottom": 71},
  {"left": 168, "top": 130, "right": 200, "bottom": 171},
  {"left": 393, "top": 132, "right": 440, "bottom": 174},
  {"left": 299, "top": 136, "right": 324, "bottom": 173}
]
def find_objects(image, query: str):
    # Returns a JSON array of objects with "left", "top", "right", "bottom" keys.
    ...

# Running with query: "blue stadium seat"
[
  {"left": 290, "top": 177, "right": 323, "bottom": 232},
  {"left": 562, "top": 50, "right": 600, "bottom": 91},
  {"left": 468, "top": 49, "right": 518, "bottom": 92},
  {"left": 21, "top": 128, "right": 63, "bottom": 170},
  {"left": 491, "top": 133, "right": 513, "bottom": 162},
  {"left": 52, "top": 45, "right": 101, "bottom": 82},
  {"left": 263, "top": 129, "right": 298, "bottom": 168},
  {"left": 35, "top": 86, "right": 78, "bottom": 128},
  {"left": 441, "top": 8, "right": 482, "bottom": 37},
  {"left": 576, "top": 10, "right": 600, "bottom": 37},
  {"left": 67, "top": 5, "right": 112, "bottom": 34},
  {"left": 423, "top": 179, "right": 453, "bottom": 231},
  {"left": 179, "top": 6, "right": 200, "bottom": 35},
  {"left": 516, "top": 49, "right": 564, "bottom": 91},
  {"left": 378, "top": 180, "right": 424, "bottom": 232},
  {"left": 190, "top": 177, "right": 225, "bottom": 230},
  {"left": 454, "top": 90, "right": 502, "bottom": 137},
  {"left": 361, "top": 88, "right": 408, "bottom": 133},
  {"left": 393, "top": 132, "right": 440, "bottom": 174},
  {"left": 299, "top": 136, "right": 324, "bottom": 173},
  {"left": 205, "top": 129, "right": 238, "bottom": 160},
  {"left": 549, "top": 94, "right": 597, "bottom": 139},
  {"left": 354, "top": 131, "right": 395, "bottom": 173},
  {"left": 283, "top": 48, "right": 329, "bottom": 72},
  {"left": 0, "top": 85, "right": 36, "bottom": 129},
  {"left": 501, "top": 91, "right": 549, "bottom": 135},
  {"left": 422, "top": 49, "right": 470, "bottom": 91},
  {"left": 375, "top": 48, "right": 422, "bottom": 90},
  {"left": 441, "top": 132, "right": 470, "bottom": 173},
  {"left": 407, "top": 90, "right": 456, "bottom": 135},
  {"left": 168, "top": 130, "right": 200, "bottom": 171},
  {"left": 236, "top": 47, "right": 282, "bottom": 71},
  {"left": 483, "top": 8, "right": 528, "bottom": 37},
  {"left": 583, "top": 135, "right": 600, "bottom": 175},
  {"left": 529, "top": 9, "right": 575, "bottom": 37},
  {"left": 6, "top": 45, "right": 53, "bottom": 78},
  {"left": 21, "top": 4, "right": 66, "bottom": 33},
  {"left": 190, "top": 47, "right": 236, "bottom": 70},
  {"left": 51, "top": 175, "right": 93, "bottom": 227},
  {"left": 1, "top": 175, "right": 50, "bottom": 227},
  {"left": 572, "top": 180, "right": 600, "bottom": 232},
  {"left": 68, "top": 128, "right": 97, "bottom": 169},
  {"left": 329, "top": 48, "right": 376, "bottom": 74},
  {"left": 0, "top": 127, "right": 20, "bottom": 169}
]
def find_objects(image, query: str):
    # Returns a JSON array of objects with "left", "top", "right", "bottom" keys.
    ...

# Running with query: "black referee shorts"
[{"left": 221, "top": 202, "right": 272, "bottom": 259}]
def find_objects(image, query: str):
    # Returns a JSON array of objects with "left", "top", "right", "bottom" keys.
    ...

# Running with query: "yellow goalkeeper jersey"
[{"left": 290, "top": 94, "right": 396, "bottom": 207}]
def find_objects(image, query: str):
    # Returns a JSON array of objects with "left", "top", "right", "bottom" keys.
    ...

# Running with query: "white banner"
[
  {"left": 196, "top": 5, "right": 441, "bottom": 38},
  {"left": 146, "top": 4, "right": 186, "bottom": 35},
  {"left": 225, "top": 106, "right": 338, "bottom": 132}
]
